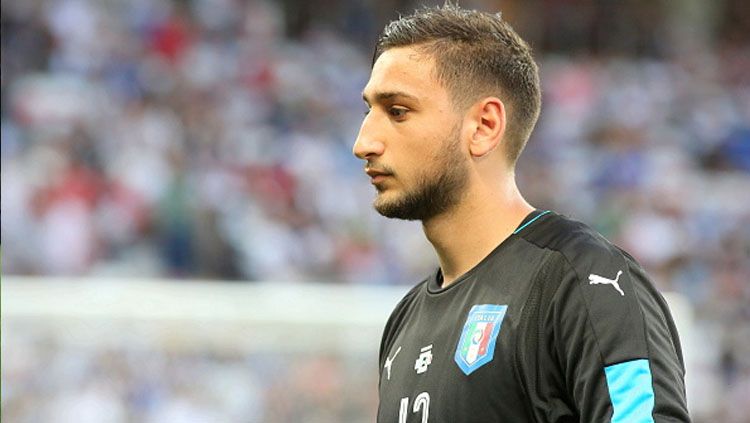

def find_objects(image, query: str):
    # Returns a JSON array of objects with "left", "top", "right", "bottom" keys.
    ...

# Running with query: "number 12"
[{"left": 399, "top": 392, "right": 430, "bottom": 423}]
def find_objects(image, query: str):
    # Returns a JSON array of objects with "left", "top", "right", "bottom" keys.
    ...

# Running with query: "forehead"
[{"left": 363, "top": 47, "right": 448, "bottom": 104}]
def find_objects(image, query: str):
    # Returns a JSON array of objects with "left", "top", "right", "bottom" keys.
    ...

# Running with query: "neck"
[{"left": 422, "top": 175, "right": 534, "bottom": 287}]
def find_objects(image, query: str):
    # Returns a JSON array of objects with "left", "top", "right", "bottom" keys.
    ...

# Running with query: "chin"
[
  {"left": 373, "top": 193, "right": 425, "bottom": 221},
  {"left": 373, "top": 191, "right": 397, "bottom": 211}
]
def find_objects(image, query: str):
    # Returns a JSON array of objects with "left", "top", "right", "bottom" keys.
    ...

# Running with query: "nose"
[{"left": 353, "top": 114, "right": 385, "bottom": 160}]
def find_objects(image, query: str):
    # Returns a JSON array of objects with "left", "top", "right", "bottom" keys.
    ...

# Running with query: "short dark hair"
[{"left": 374, "top": 4, "right": 541, "bottom": 166}]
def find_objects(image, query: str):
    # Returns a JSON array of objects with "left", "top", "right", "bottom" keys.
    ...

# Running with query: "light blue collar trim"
[{"left": 513, "top": 210, "right": 551, "bottom": 235}]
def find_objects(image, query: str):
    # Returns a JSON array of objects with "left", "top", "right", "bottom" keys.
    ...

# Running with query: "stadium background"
[{"left": 1, "top": 0, "right": 748, "bottom": 421}]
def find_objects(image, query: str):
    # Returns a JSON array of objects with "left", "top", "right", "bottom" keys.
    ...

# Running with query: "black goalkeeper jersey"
[{"left": 377, "top": 210, "right": 690, "bottom": 422}]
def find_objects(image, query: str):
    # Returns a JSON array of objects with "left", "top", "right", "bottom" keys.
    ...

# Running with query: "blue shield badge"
[{"left": 454, "top": 304, "right": 508, "bottom": 375}]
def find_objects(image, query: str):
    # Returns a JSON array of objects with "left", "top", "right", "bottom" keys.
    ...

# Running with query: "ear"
[{"left": 468, "top": 97, "right": 506, "bottom": 158}]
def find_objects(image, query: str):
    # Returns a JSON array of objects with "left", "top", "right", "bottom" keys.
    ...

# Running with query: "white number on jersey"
[{"left": 398, "top": 392, "right": 430, "bottom": 423}]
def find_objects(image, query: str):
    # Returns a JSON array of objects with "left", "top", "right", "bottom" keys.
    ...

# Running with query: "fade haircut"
[{"left": 374, "top": 4, "right": 541, "bottom": 166}]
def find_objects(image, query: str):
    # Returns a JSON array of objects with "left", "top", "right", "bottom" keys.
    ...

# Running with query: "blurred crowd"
[
  {"left": 2, "top": 331, "right": 376, "bottom": 423},
  {"left": 2, "top": 0, "right": 749, "bottom": 421}
]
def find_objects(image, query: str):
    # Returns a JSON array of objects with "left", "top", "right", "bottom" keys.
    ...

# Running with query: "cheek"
[
  {"left": 395, "top": 144, "right": 443, "bottom": 185},
  {"left": 391, "top": 117, "right": 460, "bottom": 174}
]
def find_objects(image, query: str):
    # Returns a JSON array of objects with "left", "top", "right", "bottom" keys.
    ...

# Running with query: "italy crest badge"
[{"left": 454, "top": 304, "right": 508, "bottom": 375}]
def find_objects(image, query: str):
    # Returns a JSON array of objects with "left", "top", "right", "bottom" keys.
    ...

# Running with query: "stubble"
[{"left": 374, "top": 125, "right": 469, "bottom": 221}]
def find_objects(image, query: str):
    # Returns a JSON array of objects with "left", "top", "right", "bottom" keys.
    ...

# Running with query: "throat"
[{"left": 425, "top": 201, "right": 535, "bottom": 288}]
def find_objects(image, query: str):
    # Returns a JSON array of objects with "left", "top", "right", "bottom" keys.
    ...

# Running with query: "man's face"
[{"left": 353, "top": 47, "right": 470, "bottom": 221}]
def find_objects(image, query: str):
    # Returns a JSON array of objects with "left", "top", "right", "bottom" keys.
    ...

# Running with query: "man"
[{"left": 353, "top": 4, "right": 690, "bottom": 423}]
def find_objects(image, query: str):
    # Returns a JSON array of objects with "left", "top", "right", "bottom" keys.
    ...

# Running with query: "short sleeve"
[{"left": 550, "top": 245, "right": 690, "bottom": 422}]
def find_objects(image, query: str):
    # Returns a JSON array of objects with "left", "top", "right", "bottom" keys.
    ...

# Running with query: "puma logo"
[
  {"left": 588, "top": 270, "right": 624, "bottom": 296},
  {"left": 384, "top": 346, "right": 401, "bottom": 380}
]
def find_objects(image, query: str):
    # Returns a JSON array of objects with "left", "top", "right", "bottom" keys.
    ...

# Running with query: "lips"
[
  {"left": 365, "top": 167, "right": 393, "bottom": 184},
  {"left": 365, "top": 168, "right": 390, "bottom": 178}
]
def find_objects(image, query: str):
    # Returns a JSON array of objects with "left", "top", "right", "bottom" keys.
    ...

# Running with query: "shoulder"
[
  {"left": 387, "top": 279, "right": 426, "bottom": 327},
  {"left": 520, "top": 212, "right": 675, "bottom": 361},
  {"left": 518, "top": 211, "right": 630, "bottom": 278},
  {"left": 378, "top": 278, "right": 428, "bottom": 363}
]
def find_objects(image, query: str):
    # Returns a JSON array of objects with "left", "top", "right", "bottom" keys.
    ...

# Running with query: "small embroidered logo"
[{"left": 588, "top": 270, "right": 625, "bottom": 296}]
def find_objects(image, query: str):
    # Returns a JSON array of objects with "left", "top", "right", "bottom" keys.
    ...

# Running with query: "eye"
[{"left": 388, "top": 107, "right": 408, "bottom": 119}]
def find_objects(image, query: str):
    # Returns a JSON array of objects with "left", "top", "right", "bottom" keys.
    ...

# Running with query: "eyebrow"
[{"left": 362, "top": 90, "right": 420, "bottom": 105}]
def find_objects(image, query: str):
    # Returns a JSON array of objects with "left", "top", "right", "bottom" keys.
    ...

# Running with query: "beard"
[{"left": 373, "top": 126, "right": 469, "bottom": 221}]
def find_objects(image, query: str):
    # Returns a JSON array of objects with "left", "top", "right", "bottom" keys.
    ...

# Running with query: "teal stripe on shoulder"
[
  {"left": 513, "top": 210, "right": 551, "bottom": 235},
  {"left": 604, "top": 359, "right": 655, "bottom": 423}
]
